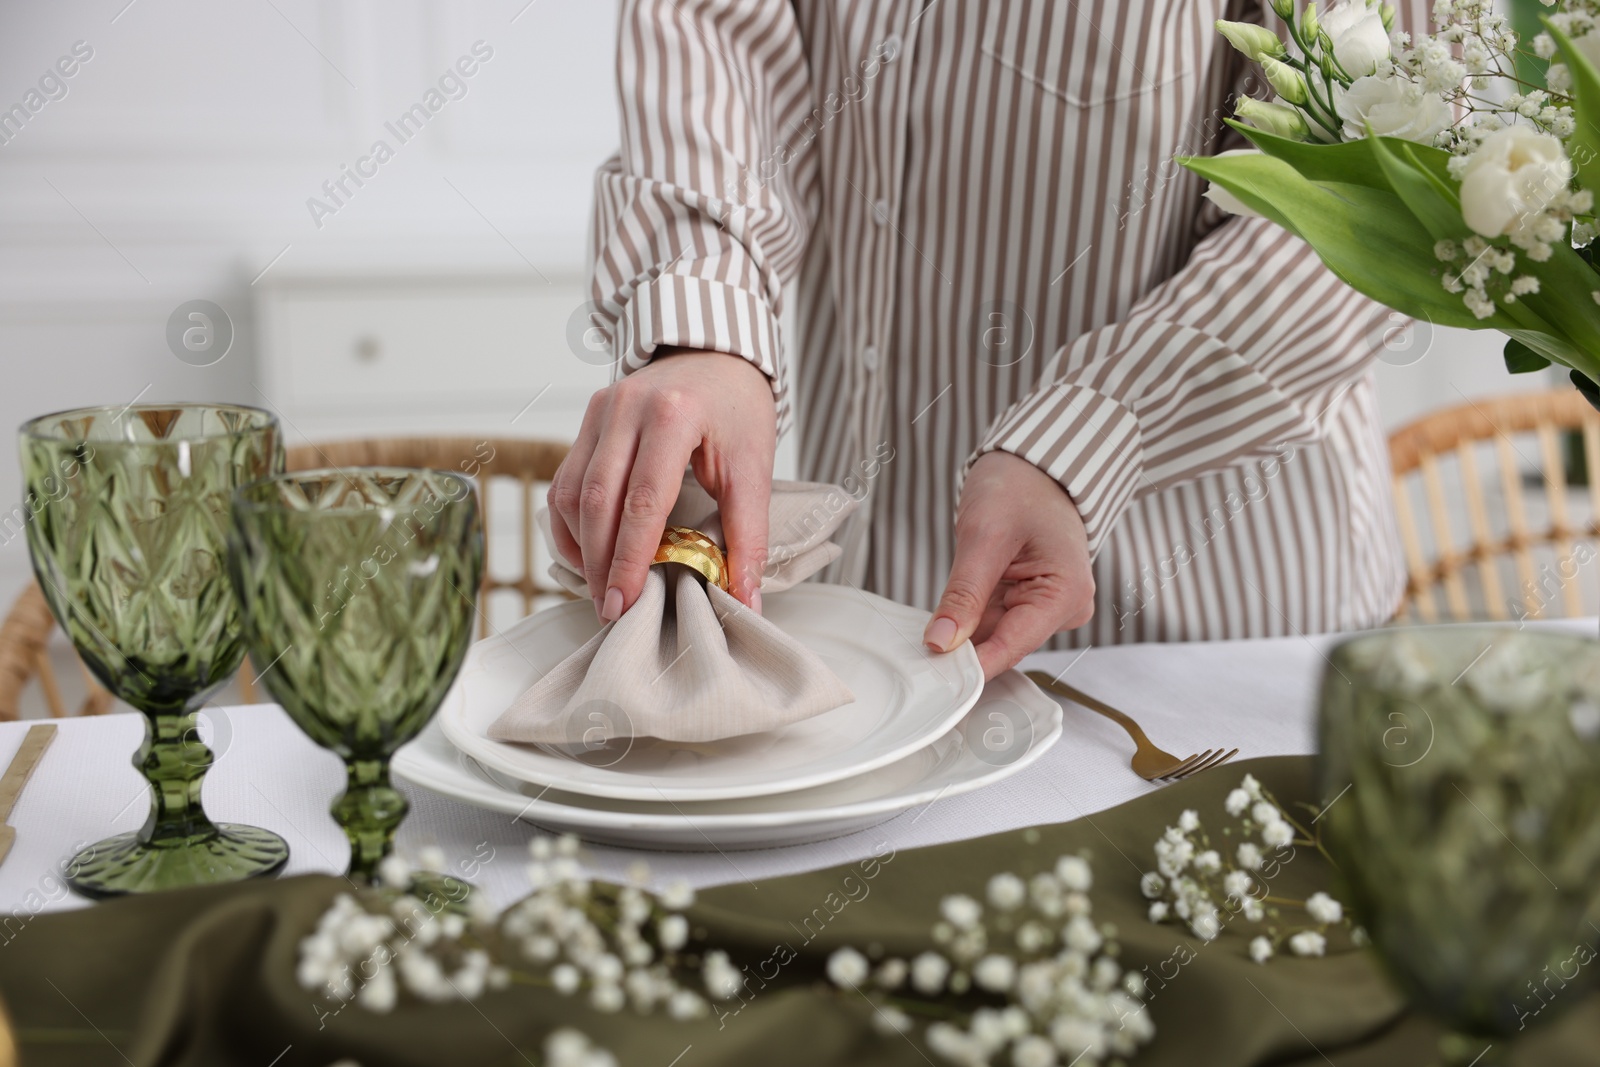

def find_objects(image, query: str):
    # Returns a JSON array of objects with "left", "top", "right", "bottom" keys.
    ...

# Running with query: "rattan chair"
[
  {"left": 0, "top": 435, "right": 572, "bottom": 720},
  {"left": 1388, "top": 388, "right": 1600, "bottom": 622}
]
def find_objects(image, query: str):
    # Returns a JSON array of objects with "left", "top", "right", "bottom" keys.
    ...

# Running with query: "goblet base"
[
  {"left": 411, "top": 871, "right": 473, "bottom": 912},
  {"left": 370, "top": 872, "right": 475, "bottom": 915},
  {"left": 67, "top": 824, "right": 290, "bottom": 900}
]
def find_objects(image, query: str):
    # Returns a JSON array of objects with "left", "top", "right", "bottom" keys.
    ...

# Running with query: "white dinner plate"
[
  {"left": 397, "top": 669, "right": 1062, "bottom": 850},
  {"left": 438, "top": 584, "right": 986, "bottom": 802}
]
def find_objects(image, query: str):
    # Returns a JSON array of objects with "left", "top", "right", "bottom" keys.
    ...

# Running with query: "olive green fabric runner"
[{"left": 3, "top": 756, "right": 1596, "bottom": 1067}]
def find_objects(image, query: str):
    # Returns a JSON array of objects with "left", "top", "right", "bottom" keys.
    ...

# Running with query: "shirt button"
[
  {"left": 879, "top": 34, "right": 903, "bottom": 63},
  {"left": 872, "top": 198, "right": 891, "bottom": 225},
  {"left": 863, "top": 345, "right": 880, "bottom": 371}
]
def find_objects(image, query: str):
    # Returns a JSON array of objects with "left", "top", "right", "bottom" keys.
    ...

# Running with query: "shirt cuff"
[
  {"left": 961, "top": 382, "right": 1145, "bottom": 557},
  {"left": 612, "top": 271, "right": 786, "bottom": 414}
]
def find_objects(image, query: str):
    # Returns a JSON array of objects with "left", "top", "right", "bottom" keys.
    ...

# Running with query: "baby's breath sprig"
[
  {"left": 825, "top": 854, "right": 1154, "bottom": 1067},
  {"left": 296, "top": 833, "right": 744, "bottom": 1064},
  {"left": 1140, "top": 773, "right": 1362, "bottom": 964}
]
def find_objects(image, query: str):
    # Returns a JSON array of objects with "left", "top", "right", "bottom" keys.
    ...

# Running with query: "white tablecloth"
[{"left": 3, "top": 623, "right": 1583, "bottom": 918}]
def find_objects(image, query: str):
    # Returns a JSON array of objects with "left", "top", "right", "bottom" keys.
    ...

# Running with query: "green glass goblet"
[
  {"left": 1318, "top": 627, "right": 1600, "bottom": 1066},
  {"left": 20, "top": 403, "right": 292, "bottom": 898},
  {"left": 227, "top": 467, "right": 483, "bottom": 902}
]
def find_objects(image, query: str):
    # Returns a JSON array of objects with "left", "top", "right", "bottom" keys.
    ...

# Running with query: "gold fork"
[
  {"left": 0, "top": 724, "right": 57, "bottom": 867},
  {"left": 1024, "top": 671, "right": 1237, "bottom": 781}
]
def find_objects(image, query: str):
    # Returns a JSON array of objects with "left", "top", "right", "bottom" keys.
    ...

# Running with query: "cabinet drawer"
[{"left": 258, "top": 276, "right": 608, "bottom": 412}]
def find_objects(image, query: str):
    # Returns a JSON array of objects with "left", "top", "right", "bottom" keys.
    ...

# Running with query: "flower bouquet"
[{"left": 1185, "top": 0, "right": 1600, "bottom": 399}]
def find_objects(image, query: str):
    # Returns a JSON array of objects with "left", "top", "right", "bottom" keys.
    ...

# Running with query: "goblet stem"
[
  {"left": 137, "top": 699, "right": 221, "bottom": 845},
  {"left": 334, "top": 758, "right": 409, "bottom": 883},
  {"left": 333, "top": 757, "right": 473, "bottom": 911},
  {"left": 64, "top": 698, "right": 290, "bottom": 899}
]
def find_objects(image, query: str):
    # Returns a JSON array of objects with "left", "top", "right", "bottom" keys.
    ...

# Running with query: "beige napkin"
[{"left": 487, "top": 476, "right": 859, "bottom": 745}]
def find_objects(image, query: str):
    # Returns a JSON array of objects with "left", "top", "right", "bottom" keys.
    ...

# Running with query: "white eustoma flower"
[
  {"left": 1334, "top": 75, "right": 1453, "bottom": 142},
  {"left": 1289, "top": 930, "right": 1328, "bottom": 957},
  {"left": 1459, "top": 125, "right": 1574, "bottom": 239},
  {"left": 1306, "top": 892, "right": 1344, "bottom": 924},
  {"left": 1249, "top": 936, "right": 1275, "bottom": 963},
  {"left": 1320, "top": 0, "right": 1393, "bottom": 76},
  {"left": 1201, "top": 150, "right": 1268, "bottom": 220},
  {"left": 826, "top": 946, "right": 870, "bottom": 987}
]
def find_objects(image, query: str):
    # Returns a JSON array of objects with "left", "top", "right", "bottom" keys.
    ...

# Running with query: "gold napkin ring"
[{"left": 654, "top": 526, "right": 731, "bottom": 591}]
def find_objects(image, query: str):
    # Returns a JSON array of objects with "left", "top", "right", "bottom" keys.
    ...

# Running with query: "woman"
[{"left": 549, "top": 0, "right": 1426, "bottom": 679}]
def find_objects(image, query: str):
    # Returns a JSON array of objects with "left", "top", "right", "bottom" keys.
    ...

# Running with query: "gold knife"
[{"left": 0, "top": 724, "right": 58, "bottom": 868}]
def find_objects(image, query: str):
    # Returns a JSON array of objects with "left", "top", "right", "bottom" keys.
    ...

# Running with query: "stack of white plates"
[{"left": 395, "top": 584, "right": 1063, "bottom": 850}]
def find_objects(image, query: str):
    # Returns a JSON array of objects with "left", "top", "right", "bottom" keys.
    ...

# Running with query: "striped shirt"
[{"left": 589, "top": 0, "right": 1427, "bottom": 648}]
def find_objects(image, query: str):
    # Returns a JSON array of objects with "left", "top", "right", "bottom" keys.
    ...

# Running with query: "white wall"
[
  {"left": 0, "top": 0, "right": 1564, "bottom": 608},
  {"left": 0, "top": 0, "right": 624, "bottom": 597}
]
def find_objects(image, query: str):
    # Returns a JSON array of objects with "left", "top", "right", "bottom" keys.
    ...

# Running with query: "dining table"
[
  {"left": 2, "top": 622, "right": 1598, "bottom": 1067},
  {"left": 0, "top": 629, "right": 1350, "bottom": 917}
]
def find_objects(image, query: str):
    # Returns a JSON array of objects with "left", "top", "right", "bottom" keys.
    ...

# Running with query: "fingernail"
[
  {"left": 751, "top": 588, "right": 762, "bottom": 615},
  {"left": 602, "top": 586, "right": 624, "bottom": 622},
  {"left": 924, "top": 616, "right": 958, "bottom": 652}
]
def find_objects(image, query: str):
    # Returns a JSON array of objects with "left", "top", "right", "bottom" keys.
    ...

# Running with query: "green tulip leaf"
[
  {"left": 1180, "top": 150, "right": 1499, "bottom": 329},
  {"left": 1503, "top": 337, "right": 1552, "bottom": 374},
  {"left": 1543, "top": 19, "right": 1600, "bottom": 196}
]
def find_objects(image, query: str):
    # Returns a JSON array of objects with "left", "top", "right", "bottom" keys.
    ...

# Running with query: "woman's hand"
[
  {"left": 922, "top": 451, "right": 1096, "bottom": 679},
  {"left": 548, "top": 349, "right": 777, "bottom": 621}
]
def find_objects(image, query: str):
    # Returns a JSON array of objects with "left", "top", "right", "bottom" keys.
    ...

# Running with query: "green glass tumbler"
[
  {"left": 19, "top": 404, "right": 291, "bottom": 898},
  {"left": 227, "top": 467, "right": 483, "bottom": 898},
  {"left": 1318, "top": 627, "right": 1600, "bottom": 1066}
]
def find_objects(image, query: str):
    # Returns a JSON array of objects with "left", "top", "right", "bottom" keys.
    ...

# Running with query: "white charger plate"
[
  {"left": 397, "top": 669, "right": 1062, "bottom": 850},
  {"left": 438, "top": 584, "right": 985, "bottom": 802}
]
